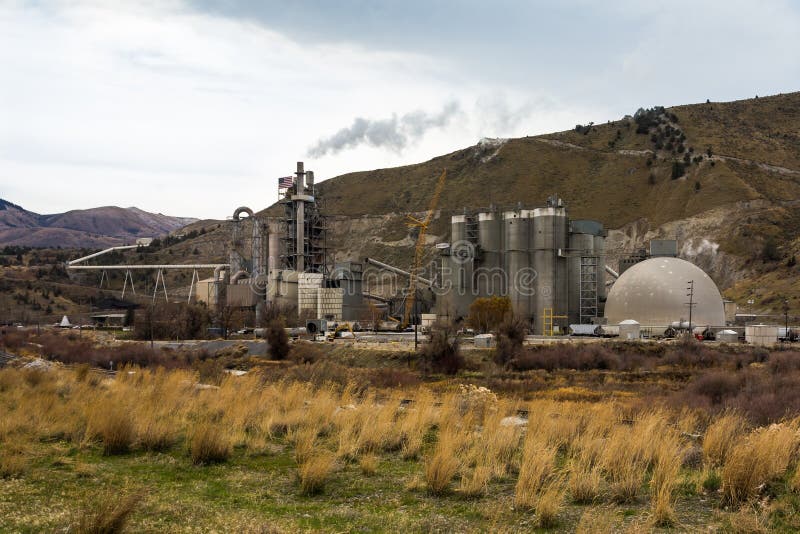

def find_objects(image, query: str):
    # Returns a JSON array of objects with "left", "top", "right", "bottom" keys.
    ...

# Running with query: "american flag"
[{"left": 278, "top": 176, "right": 294, "bottom": 188}]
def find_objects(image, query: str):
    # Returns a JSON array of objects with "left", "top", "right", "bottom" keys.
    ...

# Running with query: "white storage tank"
[
  {"left": 619, "top": 319, "right": 641, "bottom": 340},
  {"left": 745, "top": 324, "right": 778, "bottom": 346}
]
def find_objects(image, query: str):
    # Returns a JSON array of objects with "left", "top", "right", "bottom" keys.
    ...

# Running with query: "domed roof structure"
[{"left": 605, "top": 257, "right": 725, "bottom": 326}]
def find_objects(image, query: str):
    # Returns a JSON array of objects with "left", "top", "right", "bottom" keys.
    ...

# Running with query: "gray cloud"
[{"left": 308, "top": 101, "right": 460, "bottom": 157}]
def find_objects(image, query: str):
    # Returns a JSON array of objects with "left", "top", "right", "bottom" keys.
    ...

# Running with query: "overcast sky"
[{"left": 2, "top": 1, "right": 799, "bottom": 219}]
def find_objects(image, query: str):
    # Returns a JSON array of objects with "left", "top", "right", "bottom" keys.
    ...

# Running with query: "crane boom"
[{"left": 403, "top": 169, "right": 447, "bottom": 327}]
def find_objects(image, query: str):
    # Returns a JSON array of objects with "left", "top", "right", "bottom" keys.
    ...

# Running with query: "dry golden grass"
[
  {"left": 575, "top": 506, "right": 618, "bottom": 533},
  {"left": 189, "top": 422, "right": 231, "bottom": 465},
  {"left": 425, "top": 447, "right": 460, "bottom": 495},
  {"left": 568, "top": 457, "right": 602, "bottom": 504},
  {"left": 726, "top": 505, "right": 769, "bottom": 534},
  {"left": 534, "top": 475, "right": 566, "bottom": 528},
  {"left": 703, "top": 413, "right": 748, "bottom": 467},
  {"left": 298, "top": 451, "right": 336, "bottom": 495},
  {"left": 0, "top": 448, "right": 29, "bottom": 478},
  {"left": 359, "top": 453, "right": 379, "bottom": 476},
  {"left": 514, "top": 437, "right": 557, "bottom": 509},
  {"left": 790, "top": 462, "right": 800, "bottom": 493},
  {"left": 650, "top": 431, "right": 683, "bottom": 526},
  {"left": 73, "top": 488, "right": 143, "bottom": 534},
  {"left": 600, "top": 426, "right": 645, "bottom": 503},
  {"left": 86, "top": 398, "right": 136, "bottom": 456},
  {"left": 7, "top": 364, "right": 800, "bottom": 530},
  {"left": 458, "top": 465, "right": 492, "bottom": 497},
  {"left": 291, "top": 425, "right": 319, "bottom": 465},
  {"left": 722, "top": 422, "right": 799, "bottom": 505}
]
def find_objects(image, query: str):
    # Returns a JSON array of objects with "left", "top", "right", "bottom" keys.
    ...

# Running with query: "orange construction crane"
[{"left": 403, "top": 169, "right": 447, "bottom": 328}]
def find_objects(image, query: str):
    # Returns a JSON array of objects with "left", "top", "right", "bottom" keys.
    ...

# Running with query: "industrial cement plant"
[
  {"left": 178, "top": 161, "right": 774, "bottom": 343},
  {"left": 64, "top": 161, "right": 789, "bottom": 345}
]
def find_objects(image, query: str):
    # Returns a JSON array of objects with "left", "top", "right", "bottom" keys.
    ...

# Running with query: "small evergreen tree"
[{"left": 671, "top": 161, "right": 685, "bottom": 179}]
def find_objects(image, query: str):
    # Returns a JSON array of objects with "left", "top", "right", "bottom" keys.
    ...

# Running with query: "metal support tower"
[
  {"left": 579, "top": 256, "right": 598, "bottom": 323},
  {"left": 280, "top": 162, "right": 328, "bottom": 273},
  {"left": 465, "top": 215, "right": 479, "bottom": 245}
]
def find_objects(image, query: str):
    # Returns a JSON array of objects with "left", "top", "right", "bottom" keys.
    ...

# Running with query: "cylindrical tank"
[
  {"left": 503, "top": 210, "right": 533, "bottom": 321},
  {"left": 446, "top": 215, "right": 473, "bottom": 320},
  {"left": 268, "top": 231, "right": 279, "bottom": 274},
  {"left": 477, "top": 211, "right": 503, "bottom": 297},
  {"left": 532, "top": 206, "right": 568, "bottom": 334}
]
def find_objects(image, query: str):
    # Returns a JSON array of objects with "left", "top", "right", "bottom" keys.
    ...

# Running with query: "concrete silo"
[
  {"left": 503, "top": 209, "right": 533, "bottom": 321},
  {"left": 532, "top": 199, "right": 569, "bottom": 334},
  {"left": 476, "top": 211, "right": 503, "bottom": 298},
  {"left": 445, "top": 214, "right": 475, "bottom": 320}
]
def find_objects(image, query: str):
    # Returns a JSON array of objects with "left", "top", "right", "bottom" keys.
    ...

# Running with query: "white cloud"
[{"left": 1, "top": 0, "right": 797, "bottom": 219}]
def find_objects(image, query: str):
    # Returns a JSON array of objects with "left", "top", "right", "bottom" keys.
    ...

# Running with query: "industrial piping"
[{"left": 364, "top": 257, "right": 433, "bottom": 287}]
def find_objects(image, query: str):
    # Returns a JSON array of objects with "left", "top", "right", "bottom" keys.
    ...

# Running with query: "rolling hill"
[
  {"left": 0, "top": 200, "right": 198, "bottom": 248},
  {"left": 3, "top": 92, "right": 800, "bottom": 320}
]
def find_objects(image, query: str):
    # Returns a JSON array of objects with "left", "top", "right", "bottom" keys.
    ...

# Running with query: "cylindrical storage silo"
[
  {"left": 268, "top": 231, "right": 279, "bottom": 274},
  {"left": 448, "top": 215, "right": 473, "bottom": 320},
  {"left": 477, "top": 211, "right": 503, "bottom": 297},
  {"left": 451, "top": 214, "right": 467, "bottom": 244},
  {"left": 503, "top": 210, "right": 533, "bottom": 321}
]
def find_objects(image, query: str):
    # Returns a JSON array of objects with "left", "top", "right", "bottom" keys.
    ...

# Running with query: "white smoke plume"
[{"left": 308, "top": 101, "right": 460, "bottom": 157}]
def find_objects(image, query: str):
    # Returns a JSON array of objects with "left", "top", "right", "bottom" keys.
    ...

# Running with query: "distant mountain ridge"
[{"left": 0, "top": 200, "right": 198, "bottom": 248}]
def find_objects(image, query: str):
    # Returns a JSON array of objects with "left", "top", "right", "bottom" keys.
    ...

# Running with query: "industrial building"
[
  {"left": 199, "top": 162, "right": 366, "bottom": 325},
  {"left": 436, "top": 196, "right": 606, "bottom": 335}
]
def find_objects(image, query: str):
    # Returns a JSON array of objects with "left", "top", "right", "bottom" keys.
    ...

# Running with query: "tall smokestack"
[
  {"left": 296, "top": 161, "right": 305, "bottom": 192},
  {"left": 295, "top": 162, "right": 306, "bottom": 272}
]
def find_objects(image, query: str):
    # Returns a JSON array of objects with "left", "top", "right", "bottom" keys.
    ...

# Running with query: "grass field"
[{"left": 4, "top": 341, "right": 800, "bottom": 533}]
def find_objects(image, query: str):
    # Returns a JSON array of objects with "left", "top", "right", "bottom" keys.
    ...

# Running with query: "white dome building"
[{"left": 605, "top": 257, "right": 725, "bottom": 326}]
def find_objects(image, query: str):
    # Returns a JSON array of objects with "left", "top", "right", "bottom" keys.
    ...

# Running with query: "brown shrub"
[
  {"left": 267, "top": 319, "right": 290, "bottom": 360},
  {"left": 420, "top": 323, "right": 464, "bottom": 375},
  {"left": 494, "top": 315, "right": 526, "bottom": 367},
  {"left": 690, "top": 371, "right": 742, "bottom": 404}
]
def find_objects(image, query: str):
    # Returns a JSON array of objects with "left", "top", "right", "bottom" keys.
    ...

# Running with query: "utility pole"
[
  {"left": 686, "top": 280, "right": 695, "bottom": 333},
  {"left": 783, "top": 297, "right": 790, "bottom": 344},
  {"left": 414, "top": 292, "right": 418, "bottom": 352}
]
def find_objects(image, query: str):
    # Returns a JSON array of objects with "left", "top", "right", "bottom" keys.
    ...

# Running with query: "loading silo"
[
  {"left": 567, "top": 220, "right": 606, "bottom": 325},
  {"left": 567, "top": 229, "right": 595, "bottom": 325},
  {"left": 532, "top": 201, "right": 569, "bottom": 334},
  {"left": 477, "top": 211, "right": 503, "bottom": 297},
  {"left": 504, "top": 209, "right": 533, "bottom": 321}
]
